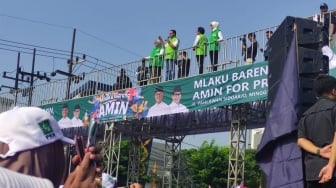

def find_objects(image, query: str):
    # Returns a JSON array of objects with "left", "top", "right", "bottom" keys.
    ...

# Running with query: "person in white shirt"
[
  {"left": 58, "top": 103, "right": 73, "bottom": 129},
  {"left": 71, "top": 104, "right": 83, "bottom": 127},
  {"left": 147, "top": 86, "right": 171, "bottom": 117},
  {"left": 322, "top": 45, "right": 336, "bottom": 70},
  {"left": 169, "top": 86, "right": 188, "bottom": 114},
  {"left": 0, "top": 107, "right": 102, "bottom": 188}
]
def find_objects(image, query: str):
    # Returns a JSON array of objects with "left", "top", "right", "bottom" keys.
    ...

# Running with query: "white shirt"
[
  {"left": 193, "top": 35, "right": 202, "bottom": 47},
  {"left": 0, "top": 167, "right": 53, "bottom": 188},
  {"left": 313, "top": 13, "right": 324, "bottom": 24},
  {"left": 212, "top": 27, "right": 224, "bottom": 41},
  {"left": 58, "top": 117, "right": 73, "bottom": 129},
  {"left": 71, "top": 117, "right": 84, "bottom": 127},
  {"left": 169, "top": 102, "right": 188, "bottom": 114},
  {"left": 147, "top": 102, "right": 171, "bottom": 117},
  {"left": 322, "top": 45, "right": 336, "bottom": 69}
]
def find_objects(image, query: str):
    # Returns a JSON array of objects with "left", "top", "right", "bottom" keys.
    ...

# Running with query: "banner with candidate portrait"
[
  {"left": 40, "top": 96, "right": 92, "bottom": 129},
  {"left": 96, "top": 87, "right": 148, "bottom": 122},
  {"left": 141, "top": 61, "right": 268, "bottom": 113},
  {"left": 40, "top": 62, "right": 268, "bottom": 122}
]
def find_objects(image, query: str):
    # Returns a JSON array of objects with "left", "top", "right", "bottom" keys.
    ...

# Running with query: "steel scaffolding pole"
[
  {"left": 162, "top": 136, "right": 184, "bottom": 188},
  {"left": 227, "top": 119, "right": 247, "bottom": 188},
  {"left": 103, "top": 122, "right": 121, "bottom": 178},
  {"left": 127, "top": 136, "right": 141, "bottom": 186}
]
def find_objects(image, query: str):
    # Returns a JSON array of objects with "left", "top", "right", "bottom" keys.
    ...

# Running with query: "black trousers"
[
  {"left": 307, "top": 179, "right": 336, "bottom": 188},
  {"left": 196, "top": 55, "right": 205, "bottom": 74},
  {"left": 209, "top": 50, "right": 218, "bottom": 71}
]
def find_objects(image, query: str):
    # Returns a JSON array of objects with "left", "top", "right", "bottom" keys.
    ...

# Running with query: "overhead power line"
[
  {"left": 0, "top": 13, "right": 73, "bottom": 30},
  {"left": 0, "top": 13, "right": 142, "bottom": 59},
  {"left": 0, "top": 39, "right": 118, "bottom": 72},
  {"left": 77, "top": 29, "right": 143, "bottom": 58}
]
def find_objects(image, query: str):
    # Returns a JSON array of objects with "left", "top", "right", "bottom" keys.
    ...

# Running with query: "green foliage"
[
  {"left": 105, "top": 140, "right": 151, "bottom": 186},
  {"left": 115, "top": 140, "right": 130, "bottom": 185},
  {"left": 106, "top": 139, "right": 261, "bottom": 187},
  {"left": 182, "top": 140, "right": 262, "bottom": 188},
  {"left": 244, "top": 149, "right": 262, "bottom": 187}
]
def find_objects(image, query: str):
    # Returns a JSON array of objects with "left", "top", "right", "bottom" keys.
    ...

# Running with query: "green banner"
[
  {"left": 41, "top": 62, "right": 268, "bottom": 122},
  {"left": 41, "top": 96, "right": 93, "bottom": 128},
  {"left": 141, "top": 61, "right": 268, "bottom": 115}
]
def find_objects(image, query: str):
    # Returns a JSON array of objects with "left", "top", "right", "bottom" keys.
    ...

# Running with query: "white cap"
[{"left": 0, "top": 106, "right": 75, "bottom": 159}]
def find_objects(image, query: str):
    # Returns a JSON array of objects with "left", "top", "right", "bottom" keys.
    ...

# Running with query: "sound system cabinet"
[{"left": 267, "top": 16, "right": 328, "bottom": 113}]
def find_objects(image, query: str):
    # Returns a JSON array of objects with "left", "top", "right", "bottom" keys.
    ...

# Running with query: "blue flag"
[{"left": 256, "top": 33, "right": 304, "bottom": 187}]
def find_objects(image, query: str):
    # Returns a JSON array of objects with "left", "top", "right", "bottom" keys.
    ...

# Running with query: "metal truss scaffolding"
[
  {"left": 162, "top": 136, "right": 184, "bottom": 188},
  {"left": 126, "top": 119, "right": 151, "bottom": 186},
  {"left": 127, "top": 135, "right": 141, "bottom": 186},
  {"left": 227, "top": 119, "right": 247, "bottom": 188},
  {"left": 102, "top": 122, "right": 121, "bottom": 177}
]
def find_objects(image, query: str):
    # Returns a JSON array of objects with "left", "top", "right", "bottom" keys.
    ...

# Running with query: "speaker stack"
[{"left": 267, "top": 16, "right": 328, "bottom": 113}]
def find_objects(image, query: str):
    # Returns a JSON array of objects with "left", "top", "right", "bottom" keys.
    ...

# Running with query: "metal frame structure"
[
  {"left": 120, "top": 101, "right": 266, "bottom": 188},
  {"left": 227, "top": 119, "right": 247, "bottom": 188},
  {"left": 227, "top": 103, "right": 249, "bottom": 188},
  {"left": 102, "top": 122, "right": 122, "bottom": 177},
  {"left": 162, "top": 136, "right": 184, "bottom": 188},
  {"left": 127, "top": 135, "right": 141, "bottom": 186}
]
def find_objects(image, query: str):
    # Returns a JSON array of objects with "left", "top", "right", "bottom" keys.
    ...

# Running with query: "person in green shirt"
[
  {"left": 193, "top": 26, "right": 208, "bottom": 74},
  {"left": 144, "top": 37, "right": 165, "bottom": 83},
  {"left": 164, "top": 29, "right": 179, "bottom": 81},
  {"left": 208, "top": 21, "right": 223, "bottom": 72}
]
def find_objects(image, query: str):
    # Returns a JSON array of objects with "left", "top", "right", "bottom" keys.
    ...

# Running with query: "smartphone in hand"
[{"left": 75, "top": 136, "right": 85, "bottom": 161}]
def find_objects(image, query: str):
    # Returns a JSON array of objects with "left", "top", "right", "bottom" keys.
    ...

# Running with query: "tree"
[
  {"left": 182, "top": 140, "right": 228, "bottom": 187},
  {"left": 182, "top": 140, "right": 262, "bottom": 188}
]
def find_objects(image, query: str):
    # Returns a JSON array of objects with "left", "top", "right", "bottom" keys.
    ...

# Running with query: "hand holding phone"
[{"left": 75, "top": 136, "right": 85, "bottom": 162}]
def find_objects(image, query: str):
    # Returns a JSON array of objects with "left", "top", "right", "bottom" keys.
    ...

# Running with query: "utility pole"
[
  {"left": 2, "top": 50, "right": 50, "bottom": 106},
  {"left": 14, "top": 53, "right": 21, "bottom": 105},
  {"left": 28, "top": 49, "right": 36, "bottom": 105},
  {"left": 66, "top": 28, "right": 76, "bottom": 100}
]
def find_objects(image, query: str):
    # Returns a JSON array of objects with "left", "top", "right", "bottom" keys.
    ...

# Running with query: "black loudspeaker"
[
  {"left": 295, "top": 18, "right": 322, "bottom": 47},
  {"left": 267, "top": 16, "right": 327, "bottom": 113},
  {"left": 298, "top": 47, "right": 327, "bottom": 74}
]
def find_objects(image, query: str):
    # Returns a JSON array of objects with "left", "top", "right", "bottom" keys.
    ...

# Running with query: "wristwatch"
[{"left": 316, "top": 148, "right": 320, "bottom": 156}]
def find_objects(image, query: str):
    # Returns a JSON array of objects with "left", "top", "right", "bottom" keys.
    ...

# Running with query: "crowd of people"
[
  {"left": 131, "top": 2, "right": 336, "bottom": 90},
  {"left": 2, "top": 3, "right": 336, "bottom": 188},
  {"left": 134, "top": 20, "right": 273, "bottom": 86},
  {"left": 0, "top": 106, "right": 105, "bottom": 187}
]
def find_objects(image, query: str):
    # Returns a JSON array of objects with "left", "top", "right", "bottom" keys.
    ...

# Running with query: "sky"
[{"left": 0, "top": 0, "right": 333, "bottom": 148}]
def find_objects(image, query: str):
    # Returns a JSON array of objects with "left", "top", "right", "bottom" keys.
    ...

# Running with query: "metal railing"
[
  {"left": 3, "top": 8, "right": 336, "bottom": 111},
  {"left": 0, "top": 25, "right": 284, "bottom": 111}
]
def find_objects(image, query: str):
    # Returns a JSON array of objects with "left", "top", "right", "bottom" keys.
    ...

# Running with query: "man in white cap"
[{"left": 0, "top": 106, "right": 102, "bottom": 187}]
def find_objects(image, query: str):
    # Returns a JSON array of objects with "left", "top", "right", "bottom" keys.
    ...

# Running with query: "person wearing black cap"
[
  {"left": 58, "top": 103, "right": 73, "bottom": 129},
  {"left": 147, "top": 86, "right": 171, "bottom": 117},
  {"left": 169, "top": 86, "right": 188, "bottom": 113},
  {"left": 71, "top": 104, "right": 83, "bottom": 127},
  {"left": 314, "top": 3, "right": 336, "bottom": 48}
]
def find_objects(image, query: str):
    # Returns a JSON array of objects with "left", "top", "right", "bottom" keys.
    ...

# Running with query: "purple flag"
[{"left": 256, "top": 33, "right": 304, "bottom": 187}]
